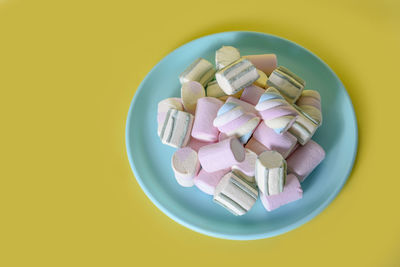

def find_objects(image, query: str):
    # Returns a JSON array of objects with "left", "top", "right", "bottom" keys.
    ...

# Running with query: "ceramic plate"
[{"left": 126, "top": 31, "right": 358, "bottom": 240}]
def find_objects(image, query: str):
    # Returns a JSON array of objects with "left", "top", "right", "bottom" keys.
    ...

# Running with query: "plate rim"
[{"left": 125, "top": 31, "right": 359, "bottom": 240}]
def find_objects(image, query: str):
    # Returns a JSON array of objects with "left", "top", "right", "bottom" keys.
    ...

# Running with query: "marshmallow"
[
  {"left": 179, "top": 58, "right": 216, "bottom": 86},
  {"left": 171, "top": 147, "right": 200, "bottom": 187},
  {"left": 198, "top": 137, "right": 245, "bottom": 172},
  {"left": 254, "top": 69, "right": 268, "bottom": 88},
  {"left": 255, "top": 87, "right": 298, "bottom": 134},
  {"left": 295, "top": 90, "right": 322, "bottom": 126},
  {"left": 240, "top": 85, "right": 265, "bottom": 105},
  {"left": 288, "top": 110, "right": 318, "bottom": 145},
  {"left": 252, "top": 123, "right": 297, "bottom": 158},
  {"left": 194, "top": 168, "right": 230, "bottom": 195},
  {"left": 214, "top": 171, "right": 258, "bottom": 216},
  {"left": 214, "top": 102, "right": 260, "bottom": 143},
  {"left": 186, "top": 137, "right": 214, "bottom": 152},
  {"left": 158, "top": 109, "right": 194, "bottom": 148},
  {"left": 181, "top": 81, "right": 206, "bottom": 114},
  {"left": 255, "top": 151, "right": 287, "bottom": 195},
  {"left": 286, "top": 140, "right": 325, "bottom": 182},
  {"left": 245, "top": 137, "right": 269, "bottom": 155},
  {"left": 216, "top": 58, "right": 259, "bottom": 95},
  {"left": 206, "top": 80, "right": 242, "bottom": 100},
  {"left": 215, "top": 46, "right": 240, "bottom": 69},
  {"left": 218, "top": 132, "right": 229, "bottom": 142},
  {"left": 157, "top": 98, "right": 183, "bottom": 130},
  {"left": 260, "top": 174, "right": 303, "bottom": 211},
  {"left": 232, "top": 149, "right": 257, "bottom": 178},
  {"left": 243, "top": 54, "right": 277, "bottom": 76},
  {"left": 267, "top": 66, "right": 305, "bottom": 103},
  {"left": 191, "top": 97, "right": 223, "bottom": 142},
  {"left": 226, "top": 96, "right": 258, "bottom": 116}
]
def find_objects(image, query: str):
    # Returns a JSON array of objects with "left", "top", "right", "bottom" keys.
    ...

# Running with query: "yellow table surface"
[{"left": 1, "top": 0, "right": 400, "bottom": 266}]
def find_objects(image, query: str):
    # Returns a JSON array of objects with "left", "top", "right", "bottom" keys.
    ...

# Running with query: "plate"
[{"left": 126, "top": 31, "right": 358, "bottom": 240}]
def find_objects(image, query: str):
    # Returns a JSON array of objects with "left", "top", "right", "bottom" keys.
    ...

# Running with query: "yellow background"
[{"left": 1, "top": 0, "right": 400, "bottom": 266}]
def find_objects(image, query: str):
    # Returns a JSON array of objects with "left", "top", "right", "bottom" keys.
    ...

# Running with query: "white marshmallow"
[
  {"left": 179, "top": 58, "right": 216, "bottom": 86},
  {"left": 215, "top": 46, "right": 240, "bottom": 69},
  {"left": 255, "top": 151, "right": 286, "bottom": 195},
  {"left": 158, "top": 109, "right": 194, "bottom": 148}
]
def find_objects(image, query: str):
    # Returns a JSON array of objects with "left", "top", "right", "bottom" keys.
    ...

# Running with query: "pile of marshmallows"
[{"left": 157, "top": 46, "right": 325, "bottom": 216}]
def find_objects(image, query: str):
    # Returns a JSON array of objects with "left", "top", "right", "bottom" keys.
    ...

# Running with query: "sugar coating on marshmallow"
[
  {"left": 243, "top": 54, "right": 277, "bottom": 76},
  {"left": 252, "top": 118, "right": 297, "bottom": 159},
  {"left": 179, "top": 58, "right": 216, "bottom": 86},
  {"left": 267, "top": 66, "right": 305, "bottom": 103},
  {"left": 286, "top": 140, "right": 325, "bottom": 182},
  {"left": 216, "top": 58, "right": 259, "bottom": 95},
  {"left": 198, "top": 137, "right": 245, "bottom": 172},
  {"left": 255, "top": 151, "right": 286, "bottom": 195},
  {"left": 214, "top": 171, "right": 258, "bottom": 216},
  {"left": 186, "top": 137, "right": 214, "bottom": 152},
  {"left": 254, "top": 69, "right": 268, "bottom": 88},
  {"left": 215, "top": 46, "right": 240, "bottom": 70},
  {"left": 255, "top": 87, "right": 298, "bottom": 134},
  {"left": 191, "top": 97, "right": 223, "bottom": 142},
  {"left": 194, "top": 168, "right": 230, "bottom": 195},
  {"left": 260, "top": 174, "right": 302, "bottom": 211},
  {"left": 159, "top": 109, "right": 194, "bottom": 148},
  {"left": 171, "top": 147, "right": 200, "bottom": 187},
  {"left": 181, "top": 81, "right": 206, "bottom": 114}
]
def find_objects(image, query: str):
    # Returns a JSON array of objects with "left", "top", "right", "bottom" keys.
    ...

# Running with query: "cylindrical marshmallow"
[
  {"left": 181, "top": 81, "right": 206, "bottom": 114},
  {"left": 260, "top": 174, "right": 303, "bottom": 211},
  {"left": 215, "top": 46, "right": 240, "bottom": 69},
  {"left": 254, "top": 69, "right": 268, "bottom": 88},
  {"left": 206, "top": 80, "right": 242, "bottom": 100},
  {"left": 245, "top": 137, "right": 269, "bottom": 155},
  {"left": 159, "top": 109, "right": 194, "bottom": 148},
  {"left": 255, "top": 151, "right": 287, "bottom": 195},
  {"left": 194, "top": 168, "right": 230, "bottom": 195},
  {"left": 252, "top": 122, "right": 297, "bottom": 158},
  {"left": 157, "top": 98, "right": 183, "bottom": 134},
  {"left": 171, "top": 147, "right": 200, "bottom": 187},
  {"left": 214, "top": 102, "right": 260, "bottom": 143},
  {"left": 216, "top": 58, "right": 259, "bottom": 95},
  {"left": 186, "top": 137, "right": 214, "bottom": 152},
  {"left": 255, "top": 87, "right": 298, "bottom": 134},
  {"left": 288, "top": 111, "right": 318, "bottom": 145},
  {"left": 267, "top": 66, "right": 305, "bottom": 103},
  {"left": 286, "top": 140, "right": 325, "bottom": 182},
  {"left": 295, "top": 90, "right": 322, "bottom": 126},
  {"left": 243, "top": 54, "right": 277, "bottom": 76},
  {"left": 226, "top": 96, "right": 258, "bottom": 116},
  {"left": 198, "top": 137, "right": 245, "bottom": 172},
  {"left": 191, "top": 97, "right": 223, "bottom": 142},
  {"left": 214, "top": 171, "right": 258, "bottom": 216},
  {"left": 240, "top": 85, "right": 265, "bottom": 105},
  {"left": 232, "top": 149, "right": 257, "bottom": 177},
  {"left": 179, "top": 58, "right": 216, "bottom": 86}
]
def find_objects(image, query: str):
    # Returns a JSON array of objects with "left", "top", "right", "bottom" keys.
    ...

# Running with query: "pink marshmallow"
[
  {"left": 243, "top": 54, "right": 277, "bottom": 76},
  {"left": 286, "top": 140, "right": 325, "bottom": 182},
  {"left": 198, "top": 137, "right": 245, "bottom": 172},
  {"left": 218, "top": 132, "right": 229, "bottom": 141},
  {"left": 186, "top": 137, "right": 214, "bottom": 152},
  {"left": 232, "top": 149, "right": 257, "bottom": 177},
  {"left": 191, "top": 97, "right": 224, "bottom": 142},
  {"left": 240, "top": 85, "right": 265, "bottom": 105},
  {"left": 252, "top": 123, "right": 297, "bottom": 158},
  {"left": 218, "top": 113, "right": 258, "bottom": 134},
  {"left": 194, "top": 168, "right": 230, "bottom": 195},
  {"left": 245, "top": 137, "right": 269, "bottom": 155},
  {"left": 260, "top": 174, "right": 303, "bottom": 211},
  {"left": 226, "top": 97, "right": 258, "bottom": 116}
]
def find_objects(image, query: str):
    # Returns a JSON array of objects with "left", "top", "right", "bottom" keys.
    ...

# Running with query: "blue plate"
[{"left": 126, "top": 31, "right": 358, "bottom": 240}]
